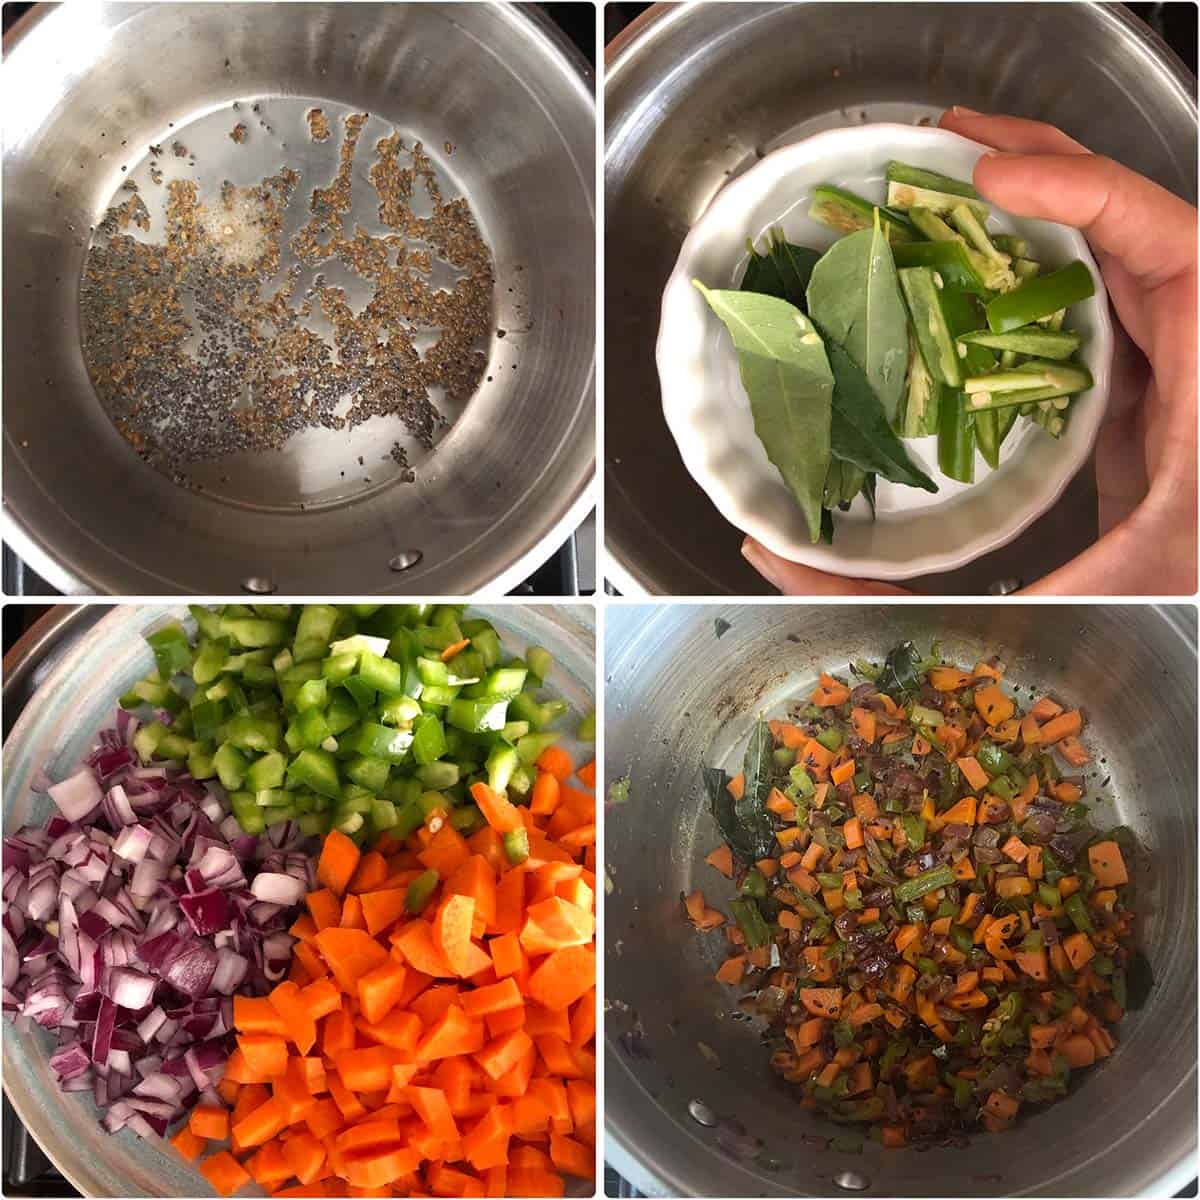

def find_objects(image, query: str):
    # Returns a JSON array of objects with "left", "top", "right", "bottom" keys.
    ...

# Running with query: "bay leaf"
[
  {"left": 694, "top": 284, "right": 833, "bottom": 543},
  {"left": 806, "top": 213, "right": 909, "bottom": 422},
  {"left": 825, "top": 340, "right": 937, "bottom": 492}
]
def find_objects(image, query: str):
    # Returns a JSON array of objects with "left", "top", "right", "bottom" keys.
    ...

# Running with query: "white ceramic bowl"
[{"left": 657, "top": 124, "right": 1113, "bottom": 580}]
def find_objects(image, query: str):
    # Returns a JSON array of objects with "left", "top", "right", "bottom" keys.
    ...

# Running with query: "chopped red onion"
[
  {"left": 7, "top": 704, "right": 313, "bottom": 1144},
  {"left": 250, "top": 872, "right": 306, "bottom": 906},
  {"left": 106, "top": 966, "right": 156, "bottom": 1011},
  {"left": 48, "top": 770, "right": 103, "bottom": 823}
]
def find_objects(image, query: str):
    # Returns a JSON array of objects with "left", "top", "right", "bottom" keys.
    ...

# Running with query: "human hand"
[{"left": 741, "top": 110, "right": 1198, "bottom": 596}]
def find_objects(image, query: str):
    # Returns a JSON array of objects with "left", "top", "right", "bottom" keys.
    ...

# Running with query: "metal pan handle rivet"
[{"left": 389, "top": 550, "right": 423, "bottom": 572}]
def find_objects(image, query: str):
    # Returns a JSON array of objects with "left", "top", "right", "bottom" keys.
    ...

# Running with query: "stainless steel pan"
[
  {"left": 3, "top": 2, "right": 594, "bottom": 594},
  {"left": 604, "top": 603, "right": 1197, "bottom": 1196},
  {"left": 604, "top": 2, "right": 1197, "bottom": 595}
]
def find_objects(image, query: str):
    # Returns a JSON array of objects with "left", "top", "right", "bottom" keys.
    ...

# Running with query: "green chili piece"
[
  {"left": 894, "top": 864, "right": 956, "bottom": 904},
  {"left": 985, "top": 260, "right": 1095, "bottom": 333}
]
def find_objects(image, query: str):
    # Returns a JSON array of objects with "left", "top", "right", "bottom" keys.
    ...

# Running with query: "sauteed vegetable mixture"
[{"left": 691, "top": 642, "right": 1143, "bottom": 1147}]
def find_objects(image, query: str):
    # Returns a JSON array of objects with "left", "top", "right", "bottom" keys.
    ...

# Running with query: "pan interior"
[
  {"left": 3, "top": 3, "right": 594, "bottom": 593},
  {"left": 604, "top": 604, "right": 1197, "bottom": 1197},
  {"left": 81, "top": 96, "right": 495, "bottom": 512}
]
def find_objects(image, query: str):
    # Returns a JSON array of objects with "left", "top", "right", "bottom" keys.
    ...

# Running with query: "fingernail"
[
  {"left": 741, "top": 536, "right": 782, "bottom": 587},
  {"left": 951, "top": 105, "right": 981, "bottom": 117}
]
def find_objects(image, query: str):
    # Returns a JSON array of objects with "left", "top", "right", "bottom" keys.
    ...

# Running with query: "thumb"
[
  {"left": 972, "top": 151, "right": 1196, "bottom": 289},
  {"left": 741, "top": 538, "right": 910, "bottom": 596}
]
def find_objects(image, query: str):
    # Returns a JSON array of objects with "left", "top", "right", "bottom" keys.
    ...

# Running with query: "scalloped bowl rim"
[{"left": 657, "top": 123, "right": 1113, "bottom": 580}]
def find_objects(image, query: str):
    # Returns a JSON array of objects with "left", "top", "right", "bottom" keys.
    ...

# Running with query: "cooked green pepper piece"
[
  {"left": 898, "top": 267, "right": 961, "bottom": 387},
  {"left": 816, "top": 728, "right": 844, "bottom": 752},
  {"left": 809, "top": 184, "right": 915, "bottom": 242},
  {"left": 1064, "top": 892, "right": 1095, "bottom": 933},
  {"left": 729, "top": 897, "right": 771, "bottom": 949},
  {"left": 894, "top": 864, "right": 956, "bottom": 904},
  {"left": 985, "top": 261, "right": 1095, "bottom": 333},
  {"left": 900, "top": 814, "right": 927, "bottom": 849},
  {"left": 949, "top": 924, "right": 974, "bottom": 954},
  {"left": 739, "top": 869, "right": 768, "bottom": 898}
]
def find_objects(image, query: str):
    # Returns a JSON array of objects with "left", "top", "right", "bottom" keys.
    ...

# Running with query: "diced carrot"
[
  {"left": 1039, "top": 709, "right": 1083, "bottom": 744},
  {"left": 318, "top": 830, "right": 361, "bottom": 898},
  {"left": 170, "top": 1125, "right": 206, "bottom": 1162},
  {"left": 237, "top": 1034, "right": 289, "bottom": 1080},
  {"left": 470, "top": 781, "right": 524, "bottom": 834},
  {"left": 269, "top": 981, "right": 317, "bottom": 1055},
  {"left": 199, "top": 1150, "right": 251, "bottom": 1197},
  {"left": 1063, "top": 931, "right": 1096, "bottom": 970},
  {"left": 956, "top": 756, "right": 990, "bottom": 791},
  {"left": 535, "top": 745, "right": 574, "bottom": 782},
  {"left": 314, "top": 926, "right": 390, "bottom": 993},
  {"left": 234, "top": 995, "right": 289, "bottom": 1037},
  {"left": 306, "top": 887, "right": 342, "bottom": 931},
  {"left": 462, "top": 977, "right": 525, "bottom": 1018},
  {"left": 339, "top": 1046, "right": 409, "bottom": 1092},
  {"left": 1088, "top": 841, "right": 1129, "bottom": 887},
  {"left": 232, "top": 1096, "right": 287, "bottom": 1148}
]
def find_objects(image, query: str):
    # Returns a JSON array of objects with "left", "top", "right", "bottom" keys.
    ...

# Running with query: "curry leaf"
[
  {"left": 694, "top": 284, "right": 833, "bottom": 543},
  {"left": 702, "top": 723, "right": 775, "bottom": 865},
  {"left": 741, "top": 231, "right": 822, "bottom": 310},
  {"left": 807, "top": 212, "right": 909, "bottom": 422},
  {"left": 877, "top": 640, "right": 924, "bottom": 696},
  {"left": 826, "top": 341, "right": 938, "bottom": 492}
]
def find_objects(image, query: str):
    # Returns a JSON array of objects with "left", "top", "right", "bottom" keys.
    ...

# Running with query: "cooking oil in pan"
[{"left": 78, "top": 98, "right": 495, "bottom": 512}]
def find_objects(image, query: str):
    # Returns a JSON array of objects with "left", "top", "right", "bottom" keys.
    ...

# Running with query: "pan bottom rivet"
[
  {"left": 988, "top": 577, "right": 1022, "bottom": 595},
  {"left": 389, "top": 550, "right": 423, "bottom": 572},
  {"left": 241, "top": 576, "right": 277, "bottom": 594},
  {"left": 687, "top": 1099, "right": 717, "bottom": 1127},
  {"left": 834, "top": 1170, "right": 870, "bottom": 1191}
]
